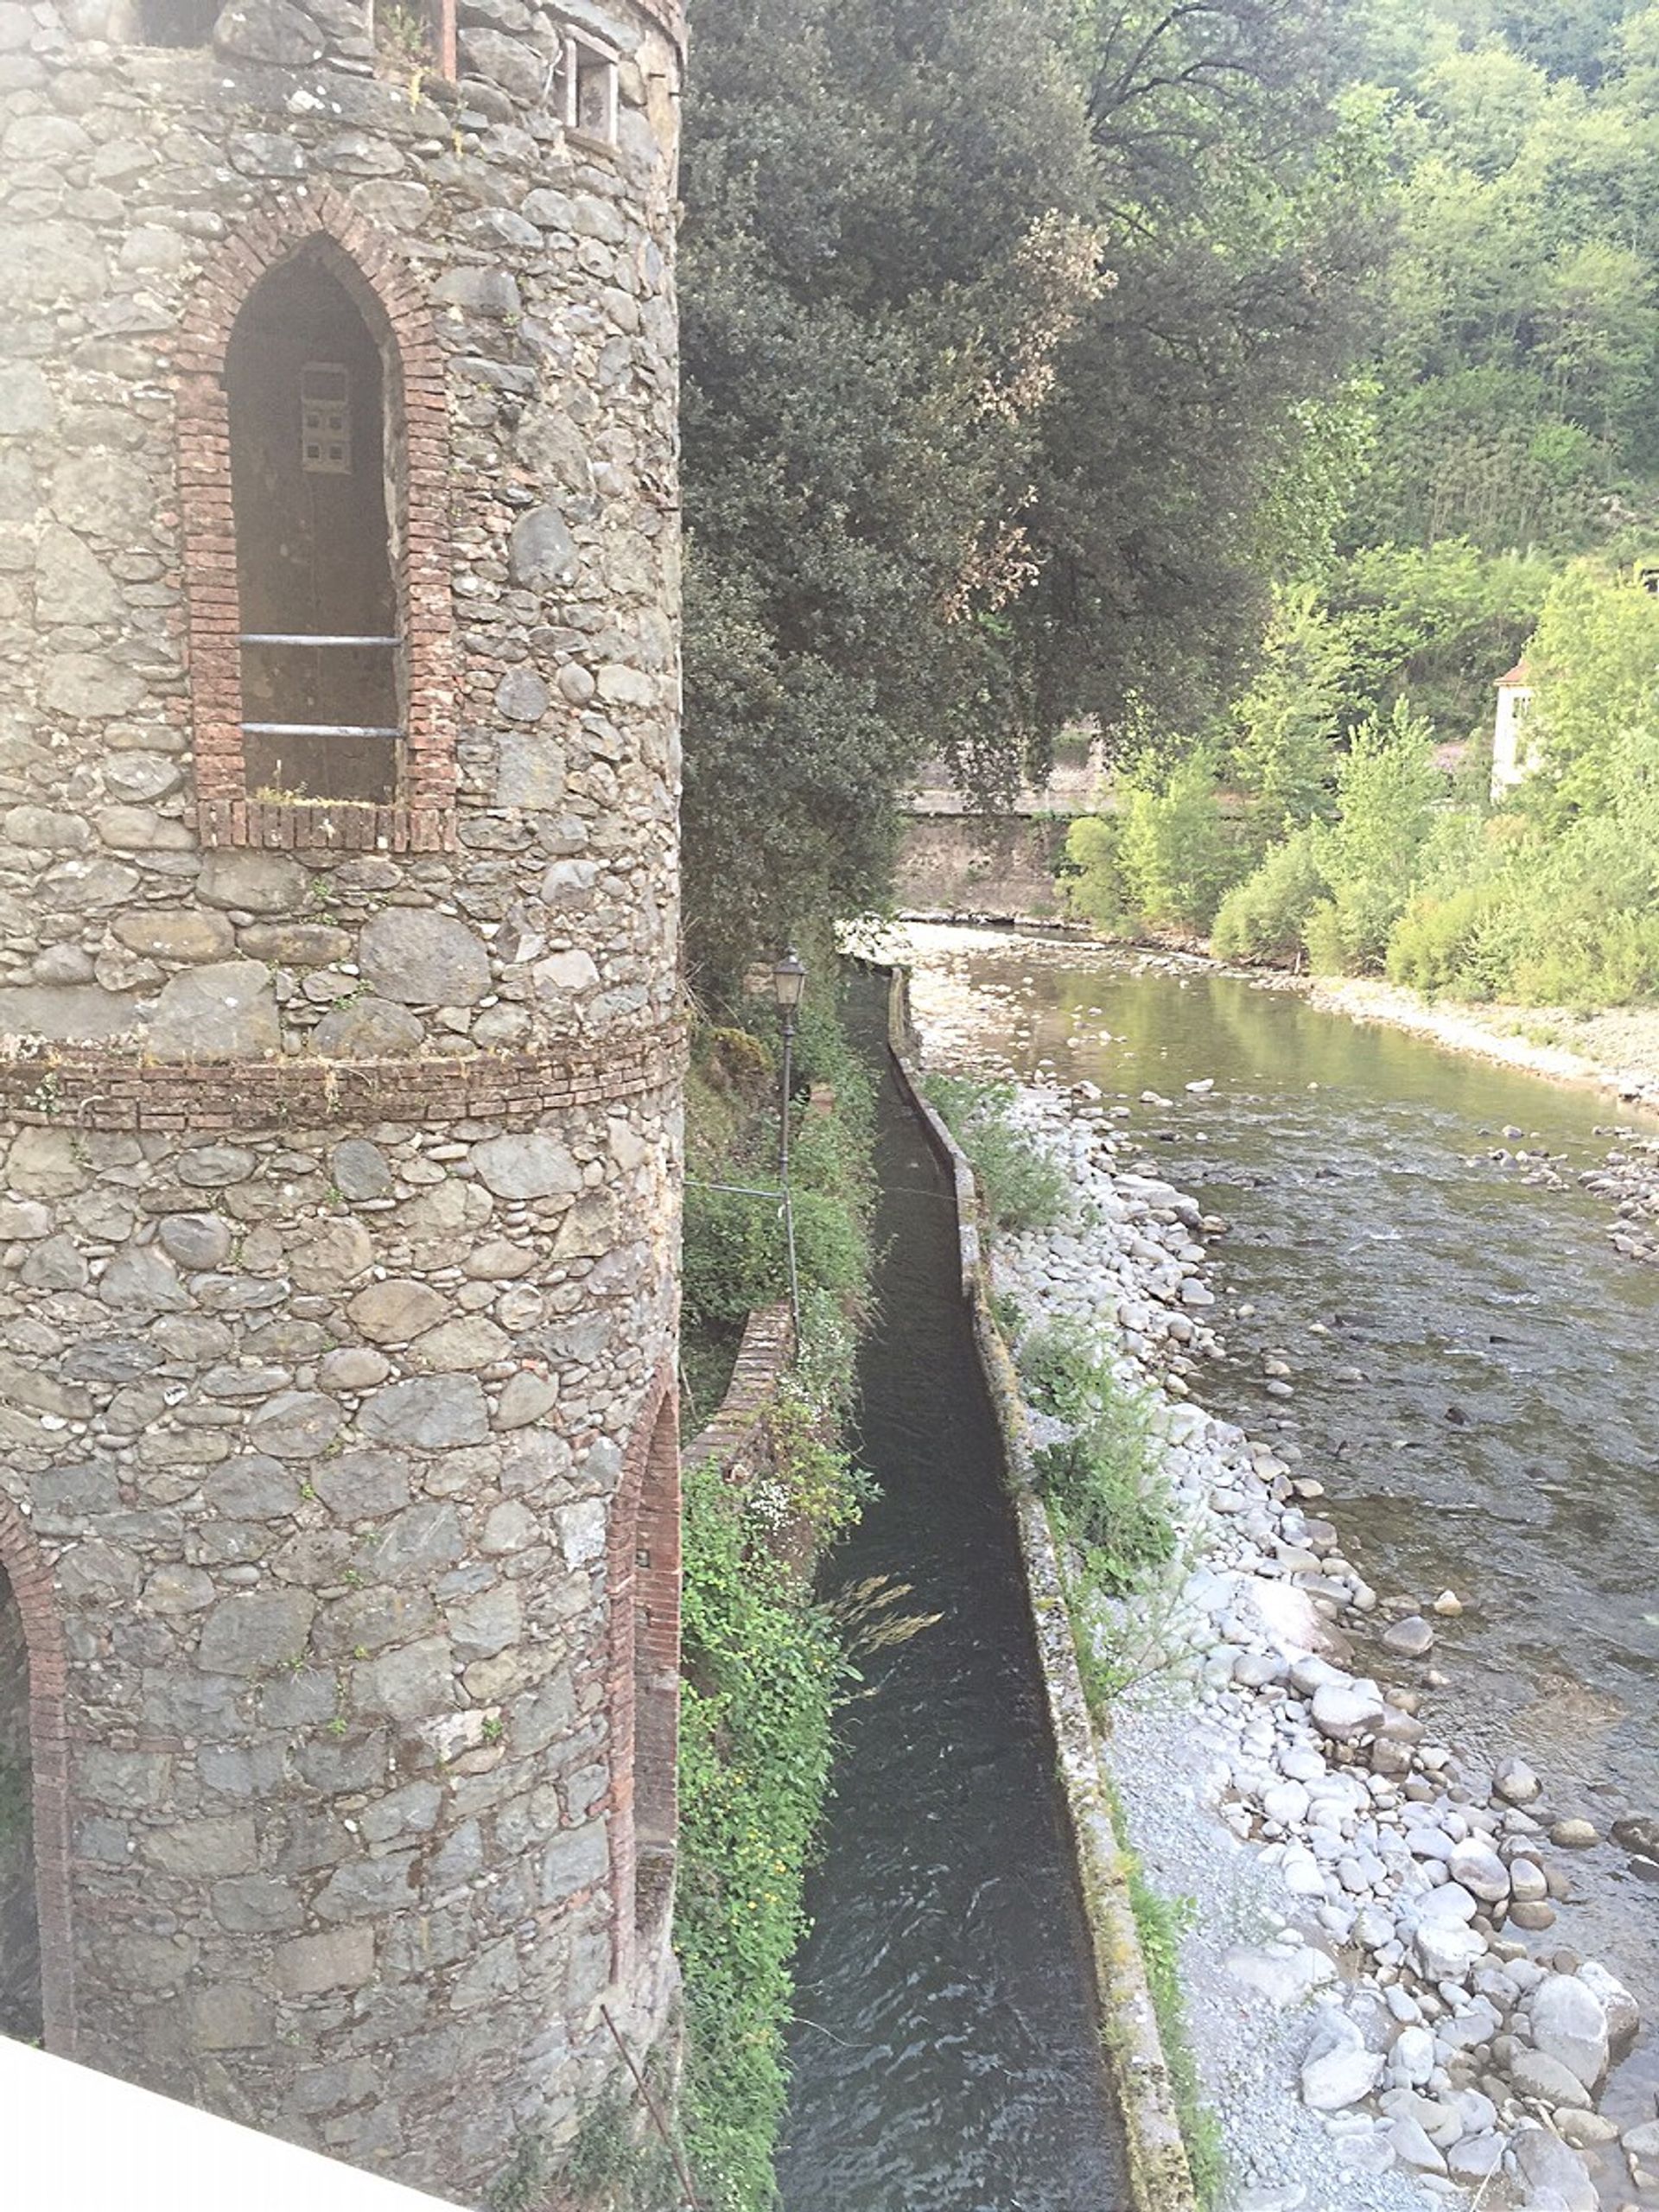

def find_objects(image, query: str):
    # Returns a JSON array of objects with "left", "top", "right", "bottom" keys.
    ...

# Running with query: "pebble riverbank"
[{"left": 970, "top": 1079, "right": 1656, "bottom": 2212}]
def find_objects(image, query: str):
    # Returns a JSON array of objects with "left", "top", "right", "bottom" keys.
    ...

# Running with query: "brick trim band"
[
  {"left": 196, "top": 798, "right": 459, "bottom": 855},
  {"left": 607, "top": 1363, "right": 681, "bottom": 1981},
  {"left": 628, "top": 0, "right": 686, "bottom": 50},
  {"left": 0, "top": 1027, "right": 685, "bottom": 1135},
  {"left": 173, "top": 188, "right": 457, "bottom": 849},
  {"left": 0, "top": 1498, "right": 75, "bottom": 2061}
]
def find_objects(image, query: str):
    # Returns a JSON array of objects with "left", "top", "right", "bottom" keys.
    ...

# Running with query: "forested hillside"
[
  {"left": 1063, "top": 0, "right": 1659, "bottom": 1007},
  {"left": 676, "top": 0, "right": 1659, "bottom": 1015},
  {"left": 676, "top": 0, "right": 1379, "bottom": 991}
]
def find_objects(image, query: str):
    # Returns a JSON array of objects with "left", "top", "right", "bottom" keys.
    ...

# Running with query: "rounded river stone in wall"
[{"left": 358, "top": 910, "right": 492, "bottom": 1007}]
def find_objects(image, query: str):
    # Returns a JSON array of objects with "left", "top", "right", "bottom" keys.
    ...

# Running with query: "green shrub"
[
  {"left": 1115, "top": 748, "right": 1248, "bottom": 932},
  {"left": 1301, "top": 874, "right": 1411, "bottom": 976},
  {"left": 677, "top": 1441, "right": 856, "bottom": 2212},
  {"left": 923, "top": 1077, "right": 1069, "bottom": 1232},
  {"left": 1030, "top": 1378, "right": 1174, "bottom": 1597},
  {"left": 1019, "top": 1319, "right": 1109, "bottom": 1423},
  {"left": 1209, "top": 827, "right": 1327, "bottom": 963},
  {"left": 1298, "top": 698, "right": 1443, "bottom": 974},
  {"left": 1386, "top": 882, "right": 1499, "bottom": 996},
  {"left": 1061, "top": 812, "right": 1128, "bottom": 933}
]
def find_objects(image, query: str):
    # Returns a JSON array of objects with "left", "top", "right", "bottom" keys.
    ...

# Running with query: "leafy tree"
[
  {"left": 1350, "top": 3, "right": 1659, "bottom": 555},
  {"left": 679, "top": 0, "right": 1106, "bottom": 988},
  {"left": 1210, "top": 827, "right": 1329, "bottom": 963},
  {"left": 1519, "top": 558, "right": 1659, "bottom": 821},
  {"left": 679, "top": 0, "right": 1382, "bottom": 990},
  {"left": 1228, "top": 588, "right": 1346, "bottom": 836},
  {"left": 1303, "top": 697, "right": 1443, "bottom": 970},
  {"left": 1115, "top": 750, "right": 1244, "bottom": 931}
]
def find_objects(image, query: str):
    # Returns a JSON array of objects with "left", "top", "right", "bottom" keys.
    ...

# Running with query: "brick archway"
[
  {"left": 0, "top": 1493, "right": 74, "bottom": 2056},
  {"left": 172, "top": 186, "right": 457, "bottom": 853},
  {"left": 607, "top": 1365, "right": 682, "bottom": 1979}
]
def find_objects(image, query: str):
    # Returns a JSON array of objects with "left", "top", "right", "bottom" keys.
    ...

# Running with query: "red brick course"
[
  {"left": 0, "top": 1027, "right": 686, "bottom": 1135},
  {"left": 607, "top": 1368, "right": 681, "bottom": 1980}
]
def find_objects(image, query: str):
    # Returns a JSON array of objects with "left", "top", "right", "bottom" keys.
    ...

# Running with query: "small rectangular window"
[
  {"left": 301, "top": 362, "right": 353, "bottom": 476},
  {"left": 563, "top": 29, "right": 618, "bottom": 145}
]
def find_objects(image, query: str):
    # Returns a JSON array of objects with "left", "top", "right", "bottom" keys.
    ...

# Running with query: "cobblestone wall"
[{"left": 0, "top": 0, "right": 687, "bottom": 2194}]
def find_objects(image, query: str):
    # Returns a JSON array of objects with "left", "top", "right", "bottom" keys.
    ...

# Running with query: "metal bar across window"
[
  {"left": 242, "top": 721, "right": 403, "bottom": 739},
  {"left": 238, "top": 633, "right": 402, "bottom": 647}
]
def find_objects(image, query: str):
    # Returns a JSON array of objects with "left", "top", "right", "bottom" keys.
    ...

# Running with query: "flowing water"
[
  {"left": 899, "top": 924, "right": 1659, "bottom": 2139},
  {"left": 778, "top": 981, "right": 1128, "bottom": 2212}
]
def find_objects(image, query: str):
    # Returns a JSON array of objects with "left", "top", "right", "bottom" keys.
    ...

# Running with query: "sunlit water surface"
[{"left": 778, "top": 979, "right": 1128, "bottom": 2212}]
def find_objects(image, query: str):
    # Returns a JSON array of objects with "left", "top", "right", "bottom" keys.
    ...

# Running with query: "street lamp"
[{"left": 772, "top": 949, "right": 806, "bottom": 1344}]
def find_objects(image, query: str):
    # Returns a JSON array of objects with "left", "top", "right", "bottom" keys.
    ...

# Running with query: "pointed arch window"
[
  {"left": 227, "top": 253, "right": 404, "bottom": 812},
  {"left": 177, "top": 201, "right": 457, "bottom": 852}
]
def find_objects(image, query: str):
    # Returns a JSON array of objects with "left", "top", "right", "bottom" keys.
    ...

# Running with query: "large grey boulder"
[
  {"left": 1300, "top": 2011, "right": 1382, "bottom": 2110},
  {"left": 1529, "top": 1974, "right": 1609, "bottom": 2093},
  {"left": 147, "top": 963, "right": 280, "bottom": 1061},
  {"left": 359, "top": 909, "right": 491, "bottom": 1007}
]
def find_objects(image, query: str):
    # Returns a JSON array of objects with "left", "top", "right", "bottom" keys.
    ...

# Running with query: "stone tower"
[{"left": 0, "top": 0, "right": 686, "bottom": 2195}]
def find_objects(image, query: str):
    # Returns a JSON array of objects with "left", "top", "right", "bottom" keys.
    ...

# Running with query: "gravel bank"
[{"left": 903, "top": 971, "right": 1656, "bottom": 2212}]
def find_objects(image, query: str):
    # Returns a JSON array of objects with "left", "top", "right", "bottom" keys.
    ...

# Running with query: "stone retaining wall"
[{"left": 893, "top": 816, "right": 1071, "bottom": 925}]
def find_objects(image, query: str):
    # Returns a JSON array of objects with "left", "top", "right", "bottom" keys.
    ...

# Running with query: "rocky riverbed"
[
  {"left": 973, "top": 1080, "right": 1656, "bottom": 2211},
  {"left": 1581, "top": 1135, "right": 1659, "bottom": 1268}
]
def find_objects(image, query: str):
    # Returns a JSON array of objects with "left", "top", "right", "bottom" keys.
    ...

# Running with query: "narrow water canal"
[
  {"left": 778, "top": 980, "right": 1126, "bottom": 2211},
  {"left": 902, "top": 924, "right": 1659, "bottom": 2133}
]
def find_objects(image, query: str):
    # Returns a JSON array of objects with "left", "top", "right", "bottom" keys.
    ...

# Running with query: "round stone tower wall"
[{"left": 0, "top": 0, "right": 685, "bottom": 2195}]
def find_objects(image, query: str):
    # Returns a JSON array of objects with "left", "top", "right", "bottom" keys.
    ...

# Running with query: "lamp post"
[{"left": 772, "top": 949, "right": 806, "bottom": 1346}]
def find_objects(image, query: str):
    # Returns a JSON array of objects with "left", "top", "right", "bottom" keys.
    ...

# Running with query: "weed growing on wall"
[
  {"left": 921, "top": 1077, "right": 1070, "bottom": 1232},
  {"left": 675, "top": 1391, "right": 860, "bottom": 2212},
  {"left": 1020, "top": 1324, "right": 1176, "bottom": 1596}
]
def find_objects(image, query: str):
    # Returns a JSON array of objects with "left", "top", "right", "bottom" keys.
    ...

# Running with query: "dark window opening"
[
  {"left": 563, "top": 29, "right": 618, "bottom": 144},
  {"left": 226, "top": 252, "right": 404, "bottom": 809},
  {"left": 0, "top": 1565, "right": 41, "bottom": 2046},
  {"left": 134, "top": 0, "right": 219, "bottom": 45}
]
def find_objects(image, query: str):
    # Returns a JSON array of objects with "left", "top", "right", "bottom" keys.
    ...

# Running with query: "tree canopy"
[{"left": 678, "top": 0, "right": 1381, "bottom": 988}]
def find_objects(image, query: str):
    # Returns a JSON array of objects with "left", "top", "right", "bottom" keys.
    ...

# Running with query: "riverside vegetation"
[
  {"left": 1058, "top": 0, "right": 1659, "bottom": 1019},
  {"left": 672, "top": 986, "right": 877, "bottom": 2211}
]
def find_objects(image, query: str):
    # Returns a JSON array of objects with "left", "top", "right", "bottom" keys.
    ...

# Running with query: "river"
[
  {"left": 777, "top": 977, "right": 1128, "bottom": 2212},
  {"left": 896, "top": 922, "right": 1659, "bottom": 2148}
]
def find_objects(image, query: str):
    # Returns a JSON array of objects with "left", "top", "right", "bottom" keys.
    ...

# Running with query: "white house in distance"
[{"left": 1491, "top": 658, "right": 1539, "bottom": 800}]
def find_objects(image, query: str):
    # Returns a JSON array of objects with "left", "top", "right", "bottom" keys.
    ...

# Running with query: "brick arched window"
[
  {"left": 607, "top": 1378, "right": 682, "bottom": 1972},
  {"left": 175, "top": 191, "right": 457, "bottom": 853},
  {"left": 0, "top": 1498, "right": 74, "bottom": 2058}
]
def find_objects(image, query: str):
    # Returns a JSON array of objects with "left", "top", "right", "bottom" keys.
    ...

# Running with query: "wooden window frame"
[{"left": 561, "top": 24, "right": 620, "bottom": 151}]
